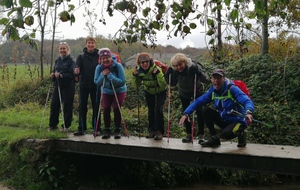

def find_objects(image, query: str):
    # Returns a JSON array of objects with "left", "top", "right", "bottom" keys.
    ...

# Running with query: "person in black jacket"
[
  {"left": 165, "top": 53, "right": 210, "bottom": 143},
  {"left": 73, "top": 37, "right": 100, "bottom": 136},
  {"left": 48, "top": 42, "right": 75, "bottom": 131}
]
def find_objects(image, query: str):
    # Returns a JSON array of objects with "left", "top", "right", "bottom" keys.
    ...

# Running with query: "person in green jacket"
[{"left": 132, "top": 53, "right": 167, "bottom": 140}]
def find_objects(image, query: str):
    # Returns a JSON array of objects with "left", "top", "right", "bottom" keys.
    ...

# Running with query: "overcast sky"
[{"left": 50, "top": 1, "right": 208, "bottom": 49}]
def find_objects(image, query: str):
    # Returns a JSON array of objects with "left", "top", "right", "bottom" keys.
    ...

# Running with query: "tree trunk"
[{"left": 261, "top": 0, "right": 269, "bottom": 55}]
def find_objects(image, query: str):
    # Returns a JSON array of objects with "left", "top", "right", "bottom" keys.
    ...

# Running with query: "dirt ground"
[{"left": 0, "top": 184, "right": 13, "bottom": 190}]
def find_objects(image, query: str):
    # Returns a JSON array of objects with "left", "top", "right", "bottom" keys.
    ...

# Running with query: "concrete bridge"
[{"left": 54, "top": 134, "right": 300, "bottom": 176}]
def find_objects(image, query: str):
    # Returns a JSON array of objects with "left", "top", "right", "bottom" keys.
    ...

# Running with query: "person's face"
[
  {"left": 101, "top": 55, "right": 112, "bottom": 65},
  {"left": 211, "top": 75, "right": 225, "bottom": 90},
  {"left": 86, "top": 40, "right": 96, "bottom": 52},
  {"left": 59, "top": 44, "right": 68, "bottom": 56},
  {"left": 140, "top": 60, "right": 150, "bottom": 70},
  {"left": 172, "top": 61, "right": 186, "bottom": 72}
]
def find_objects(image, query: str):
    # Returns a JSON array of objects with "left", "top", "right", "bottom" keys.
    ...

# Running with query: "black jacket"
[
  {"left": 52, "top": 54, "right": 75, "bottom": 89},
  {"left": 76, "top": 47, "right": 99, "bottom": 88}
]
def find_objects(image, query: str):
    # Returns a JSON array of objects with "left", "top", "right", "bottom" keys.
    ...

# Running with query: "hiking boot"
[
  {"left": 201, "top": 136, "right": 221, "bottom": 147},
  {"left": 74, "top": 131, "right": 85, "bottom": 136},
  {"left": 237, "top": 131, "right": 247, "bottom": 147},
  {"left": 182, "top": 134, "right": 192, "bottom": 143},
  {"left": 48, "top": 126, "right": 58, "bottom": 131},
  {"left": 96, "top": 131, "right": 101, "bottom": 136},
  {"left": 60, "top": 127, "right": 69, "bottom": 133},
  {"left": 198, "top": 134, "right": 206, "bottom": 144},
  {"left": 102, "top": 131, "right": 111, "bottom": 139},
  {"left": 114, "top": 132, "right": 121, "bottom": 139},
  {"left": 154, "top": 131, "right": 163, "bottom": 140},
  {"left": 146, "top": 131, "right": 155, "bottom": 138}
]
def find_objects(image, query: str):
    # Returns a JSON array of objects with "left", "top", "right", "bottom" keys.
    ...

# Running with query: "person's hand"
[
  {"left": 246, "top": 110, "right": 253, "bottom": 123},
  {"left": 50, "top": 72, "right": 55, "bottom": 78},
  {"left": 246, "top": 114, "right": 253, "bottom": 123},
  {"left": 165, "top": 67, "right": 173, "bottom": 76},
  {"left": 189, "top": 66, "right": 199, "bottom": 75},
  {"left": 55, "top": 72, "right": 62, "bottom": 78},
  {"left": 179, "top": 114, "right": 190, "bottom": 125},
  {"left": 103, "top": 69, "right": 110, "bottom": 76},
  {"left": 153, "top": 67, "right": 159, "bottom": 75},
  {"left": 133, "top": 68, "right": 139, "bottom": 76},
  {"left": 74, "top": 67, "right": 80, "bottom": 74}
]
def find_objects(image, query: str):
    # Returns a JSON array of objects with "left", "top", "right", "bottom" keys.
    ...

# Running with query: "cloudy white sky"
[{"left": 51, "top": 1, "right": 208, "bottom": 49}]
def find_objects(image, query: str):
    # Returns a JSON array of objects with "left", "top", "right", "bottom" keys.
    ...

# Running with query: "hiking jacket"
[
  {"left": 165, "top": 59, "right": 210, "bottom": 99},
  {"left": 52, "top": 54, "right": 75, "bottom": 89},
  {"left": 94, "top": 56, "right": 127, "bottom": 95},
  {"left": 131, "top": 61, "right": 167, "bottom": 95},
  {"left": 76, "top": 47, "right": 99, "bottom": 88},
  {"left": 184, "top": 78, "right": 254, "bottom": 126}
]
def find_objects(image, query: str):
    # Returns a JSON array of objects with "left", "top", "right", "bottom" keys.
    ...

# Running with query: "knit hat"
[{"left": 98, "top": 48, "right": 112, "bottom": 60}]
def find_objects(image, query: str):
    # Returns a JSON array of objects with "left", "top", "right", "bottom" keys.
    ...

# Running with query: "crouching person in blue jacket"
[{"left": 179, "top": 69, "right": 254, "bottom": 147}]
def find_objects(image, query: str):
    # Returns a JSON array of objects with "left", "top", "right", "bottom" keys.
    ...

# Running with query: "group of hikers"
[{"left": 48, "top": 37, "right": 254, "bottom": 148}]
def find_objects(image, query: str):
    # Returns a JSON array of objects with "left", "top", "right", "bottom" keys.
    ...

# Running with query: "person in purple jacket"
[{"left": 179, "top": 69, "right": 254, "bottom": 147}]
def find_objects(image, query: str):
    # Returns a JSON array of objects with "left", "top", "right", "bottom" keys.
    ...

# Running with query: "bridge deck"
[{"left": 54, "top": 134, "right": 300, "bottom": 176}]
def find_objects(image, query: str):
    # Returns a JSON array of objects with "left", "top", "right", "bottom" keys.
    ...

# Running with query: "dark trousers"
[
  {"left": 145, "top": 90, "right": 167, "bottom": 134},
  {"left": 180, "top": 96, "right": 205, "bottom": 136},
  {"left": 78, "top": 86, "right": 100, "bottom": 132},
  {"left": 202, "top": 106, "right": 246, "bottom": 139},
  {"left": 49, "top": 85, "right": 75, "bottom": 128}
]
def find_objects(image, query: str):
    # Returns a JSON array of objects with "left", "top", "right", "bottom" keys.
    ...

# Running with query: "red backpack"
[
  {"left": 153, "top": 60, "right": 168, "bottom": 74},
  {"left": 232, "top": 80, "right": 250, "bottom": 98}
]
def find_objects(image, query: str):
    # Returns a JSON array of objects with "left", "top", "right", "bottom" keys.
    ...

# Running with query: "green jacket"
[{"left": 131, "top": 63, "right": 167, "bottom": 95}]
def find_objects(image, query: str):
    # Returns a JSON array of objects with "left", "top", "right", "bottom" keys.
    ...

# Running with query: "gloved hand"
[
  {"left": 188, "top": 65, "right": 199, "bottom": 75},
  {"left": 165, "top": 67, "right": 173, "bottom": 76}
]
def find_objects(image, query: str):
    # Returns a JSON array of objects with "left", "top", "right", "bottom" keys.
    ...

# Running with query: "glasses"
[
  {"left": 59, "top": 42, "right": 67, "bottom": 44},
  {"left": 140, "top": 61, "right": 149, "bottom": 65}
]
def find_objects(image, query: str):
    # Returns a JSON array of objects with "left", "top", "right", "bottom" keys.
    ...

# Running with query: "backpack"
[
  {"left": 154, "top": 60, "right": 168, "bottom": 74},
  {"left": 112, "top": 52, "right": 121, "bottom": 63},
  {"left": 231, "top": 80, "right": 250, "bottom": 98},
  {"left": 192, "top": 60, "right": 209, "bottom": 77},
  {"left": 211, "top": 79, "right": 251, "bottom": 100}
]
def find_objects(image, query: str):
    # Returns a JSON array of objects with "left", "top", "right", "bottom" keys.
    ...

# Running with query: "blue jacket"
[
  {"left": 94, "top": 56, "right": 127, "bottom": 95},
  {"left": 184, "top": 78, "right": 254, "bottom": 126}
]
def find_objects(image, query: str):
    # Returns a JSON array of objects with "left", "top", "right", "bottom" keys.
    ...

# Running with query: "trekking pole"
[
  {"left": 137, "top": 83, "right": 141, "bottom": 138},
  {"left": 167, "top": 73, "right": 171, "bottom": 143},
  {"left": 228, "top": 109, "right": 274, "bottom": 128},
  {"left": 57, "top": 78, "right": 66, "bottom": 131},
  {"left": 191, "top": 74, "right": 197, "bottom": 144},
  {"left": 39, "top": 83, "right": 52, "bottom": 131},
  {"left": 94, "top": 78, "right": 105, "bottom": 138},
  {"left": 110, "top": 80, "right": 129, "bottom": 137}
]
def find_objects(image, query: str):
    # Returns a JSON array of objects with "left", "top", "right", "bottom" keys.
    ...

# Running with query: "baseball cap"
[{"left": 212, "top": 69, "right": 225, "bottom": 77}]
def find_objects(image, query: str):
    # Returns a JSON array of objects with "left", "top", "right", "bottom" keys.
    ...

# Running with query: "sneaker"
[
  {"left": 146, "top": 131, "right": 155, "bottom": 138},
  {"left": 182, "top": 134, "right": 192, "bottom": 143},
  {"left": 114, "top": 133, "right": 121, "bottom": 139},
  {"left": 201, "top": 136, "right": 221, "bottom": 147},
  {"left": 198, "top": 134, "right": 206, "bottom": 144},
  {"left": 74, "top": 131, "right": 85, "bottom": 136},
  {"left": 102, "top": 131, "right": 111, "bottom": 139},
  {"left": 48, "top": 126, "right": 58, "bottom": 131},
  {"left": 237, "top": 131, "right": 247, "bottom": 147},
  {"left": 154, "top": 131, "right": 163, "bottom": 140}
]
